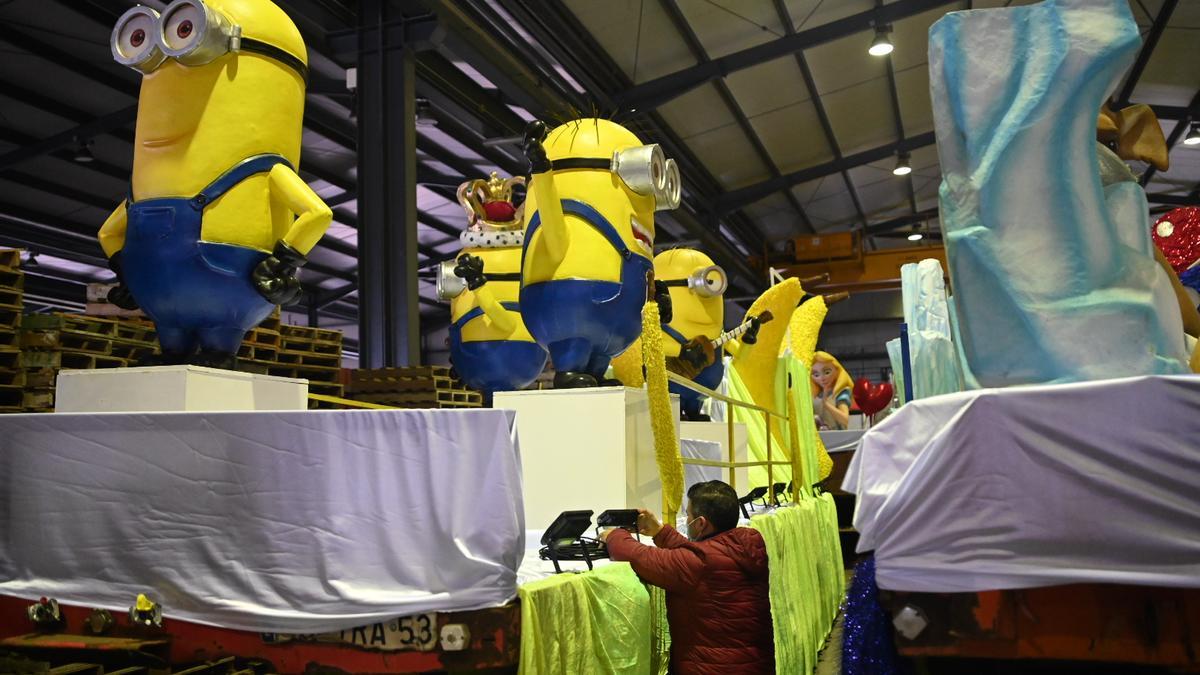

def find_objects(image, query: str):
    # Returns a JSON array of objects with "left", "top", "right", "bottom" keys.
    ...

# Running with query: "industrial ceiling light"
[
  {"left": 73, "top": 138, "right": 95, "bottom": 163},
  {"left": 893, "top": 151, "right": 912, "bottom": 176},
  {"left": 415, "top": 98, "right": 438, "bottom": 127},
  {"left": 907, "top": 229, "right": 924, "bottom": 242},
  {"left": 868, "top": 24, "right": 894, "bottom": 57},
  {"left": 1184, "top": 123, "right": 1200, "bottom": 146}
]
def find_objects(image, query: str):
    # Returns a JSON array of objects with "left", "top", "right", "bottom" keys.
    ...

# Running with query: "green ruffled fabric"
[
  {"left": 518, "top": 563, "right": 657, "bottom": 675},
  {"left": 751, "top": 496, "right": 845, "bottom": 674}
]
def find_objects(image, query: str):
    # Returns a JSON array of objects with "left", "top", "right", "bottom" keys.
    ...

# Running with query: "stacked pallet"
[
  {"left": 238, "top": 312, "right": 282, "bottom": 364},
  {"left": 347, "top": 366, "right": 482, "bottom": 409},
  {"left": 19, "top": 314, "right": 135, "bottom": 412},
  {"left": 273, "top": 325, "right": 345, "bottom": 403},
  {"left": 0, "top": 250, "right": 21, "bottom": 413}
]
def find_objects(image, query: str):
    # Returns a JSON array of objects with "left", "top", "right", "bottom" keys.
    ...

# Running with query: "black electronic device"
[
  {"left": 771, "top": 482, "right": 788, "bottom": 506},
  {"left": 739, "top": 486, "right": 769, "bottom": 519},
  {"left": 596, "top": 509, "right": 638, "bottom": 531},
  {"left": 538, "top": 510, "right": 607, "bottom": 573}
]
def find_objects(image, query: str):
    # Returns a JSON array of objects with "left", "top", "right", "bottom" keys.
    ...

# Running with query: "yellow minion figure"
[
  {"left": 98, "top": 0, "right": 331, "bottom": 368},
  {"left": 520, "top": 119, "right": 681, "bottom": 388},
  {"left": 438, "top": 173, "right": 547, "bottom": 393}
]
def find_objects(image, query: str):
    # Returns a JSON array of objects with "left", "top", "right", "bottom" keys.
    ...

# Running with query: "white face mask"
[{"left": 685, "top": 516, "right": 704, "bottom": 541}]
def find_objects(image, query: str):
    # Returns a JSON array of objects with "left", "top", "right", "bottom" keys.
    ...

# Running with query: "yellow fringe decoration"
[
  {"left": 611, "top": 338, "right": 645, "bottom": 387},
  {"left": 642, "top": 301, "right": 683, "bottom": 524},
  {"left": 788, "top": 295, "right": 834, "bottom": 480}
]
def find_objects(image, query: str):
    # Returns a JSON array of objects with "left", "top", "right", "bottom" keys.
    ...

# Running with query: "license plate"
[{"left": 262, "top": 613, "right": 438, "bottom": 652}]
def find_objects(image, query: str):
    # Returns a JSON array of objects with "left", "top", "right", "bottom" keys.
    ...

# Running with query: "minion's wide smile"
[{"left": 631, "top": 216, "right": 653, "bottom": 256}]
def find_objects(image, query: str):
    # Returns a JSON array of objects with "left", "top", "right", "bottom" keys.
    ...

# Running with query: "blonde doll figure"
[{"left": 811, "top": 351, "right": 853, "bottom": 430}]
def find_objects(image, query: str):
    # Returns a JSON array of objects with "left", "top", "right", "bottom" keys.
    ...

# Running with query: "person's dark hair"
[{"left": 687, "top": 480, "right": 740, "bottom": 533}]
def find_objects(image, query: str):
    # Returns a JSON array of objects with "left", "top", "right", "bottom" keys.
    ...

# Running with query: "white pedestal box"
[
  {"left": 680, "top": 420, "right": 749, "bottom": 492},
  {"left": 493, "top": 387, "right": 679, "bottom": 530},
  {"left": 55, "top": 366, "right": 309, "bottom": 413}
]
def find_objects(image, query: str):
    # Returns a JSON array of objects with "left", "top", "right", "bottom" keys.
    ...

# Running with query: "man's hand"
[
  {"left": 598, "top": 527, "right": 617, "bottom": 543},
  {"left": 637, "top": 509, "right": 663, "bottom": 537}
]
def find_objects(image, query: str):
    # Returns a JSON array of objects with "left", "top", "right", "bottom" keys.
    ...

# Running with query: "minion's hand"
[
  {"left": 253, "top": 240, "right": 306, "bottom": 306},
  {"left": 742, "top": 315, "right": 763, "bottom": 345},
  {"left": 524, "top": 121, "right": 550, "bottom": 174},
  {"left": 105, "top": 252, "right": 139, "bottom": 310},
  {"left": 654, "top": 280, "right": 673, "bottom": 324},
  {"left": 454, "top": 254, "right": 487, "bottom": 290}
]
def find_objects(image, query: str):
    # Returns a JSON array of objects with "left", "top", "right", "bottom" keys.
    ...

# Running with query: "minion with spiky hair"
[{"left": 520, "top": 119, "right": 681, "bottom": 388}]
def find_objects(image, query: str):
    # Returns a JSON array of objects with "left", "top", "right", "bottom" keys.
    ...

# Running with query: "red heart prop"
[{"left": 853, "top": 377, "right": 894, "bottom": 417}]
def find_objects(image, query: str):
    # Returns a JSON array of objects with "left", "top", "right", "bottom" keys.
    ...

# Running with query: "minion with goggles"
[
  {"left": 97, "top": 0, "right": 331, "bottom": 368},
  {"left": 655, "top": 249, "right": 734, "bottom": 420},
  {"left": 438, "top": 174, "right": 548, "bottom": 394},
  {"left": 521, "top": 119, "right": 681, "bottom": 388}
]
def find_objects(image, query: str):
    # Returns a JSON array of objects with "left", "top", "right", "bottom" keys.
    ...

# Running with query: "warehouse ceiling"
[{"left": 0, "top": 0, "right": 1197, "bottom": 360}]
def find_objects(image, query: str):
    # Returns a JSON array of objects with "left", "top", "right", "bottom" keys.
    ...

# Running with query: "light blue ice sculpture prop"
[
  {"left": 929, "top": 0, "right": 1188, "bottom": 387},
  {"left": 900, "top": 259, "right": 964, "bottom": 399}
]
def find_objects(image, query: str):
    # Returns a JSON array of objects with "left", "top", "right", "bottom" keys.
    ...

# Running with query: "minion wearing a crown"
[{"left": 438, "top": 173, "right": 548, "bottom": 394}]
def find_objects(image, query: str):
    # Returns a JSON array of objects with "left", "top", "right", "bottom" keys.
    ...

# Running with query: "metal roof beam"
[
  {"left": 1141, "top": 89, "right": 1200, "bottom": 187},
  {"left": 772, "top": 0, "right": 869, "bottom": 231},
  {"left": 717, "top": 131, "right": 937, "bottom": 214},
  {"left": 660, "top": 0, "right": 814, "bottom": 235},
  {"left": 615, "top": 0, "right": 956, "bottom": 112},
  {"left": 1115, "top": 0, "right": 1177, "bottom": 107}
]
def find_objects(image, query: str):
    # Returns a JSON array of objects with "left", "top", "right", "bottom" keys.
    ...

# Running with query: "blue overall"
[
  {"left": 663, "top": 324, "right": 726, "bottom": 418},
  {"left": 520, "top": 199, "right": 652, "bottom": 379},
  {"left": 122, "top": 155, "right": 284, "bottom": 356},
  {"left": 1181, "top": 266, "right": 1200, "bottom": 313},
  {"left": 448, "top": 301, "right": 548, "bottom": 393}
]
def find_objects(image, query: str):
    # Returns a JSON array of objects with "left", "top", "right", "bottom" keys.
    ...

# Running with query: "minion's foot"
[
  {"left": 553, "top": 371, "right": 598, "bottom": 388},
  {"left": 190, "top": 350, "right": 239, "bottom": 371},
  {"left": 138, "top": 352, "right": 190, "bottom": 367}
]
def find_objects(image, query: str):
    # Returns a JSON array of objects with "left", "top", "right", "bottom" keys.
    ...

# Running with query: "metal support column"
[{"left": 357, "top": 0, "right": 420, "bottom": 366}]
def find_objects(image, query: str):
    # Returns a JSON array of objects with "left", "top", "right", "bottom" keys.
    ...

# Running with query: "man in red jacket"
[{"left": 601, "top": 480, "right": 774, "bottom": 674}]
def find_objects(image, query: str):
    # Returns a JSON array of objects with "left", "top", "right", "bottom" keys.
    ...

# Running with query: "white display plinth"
[
  {"left": 680, "top": 420, "right": 749, "bottom": 491},
  {"left": 55, "top": 366, "right": 308, "bottom": 413},
  {"left": 494, "top": 387, "right": 679, "bottom": 529}
]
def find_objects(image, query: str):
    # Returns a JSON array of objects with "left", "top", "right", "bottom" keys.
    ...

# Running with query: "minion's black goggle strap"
[
  {"left": 112, "top": 0, "right": 309, "bottom": 83},
  {"left": 548, "top": 144, "right": 681, "bottom": 212},
  {"left": 658, "top": 265, "right": 728, "bottom": 298}
]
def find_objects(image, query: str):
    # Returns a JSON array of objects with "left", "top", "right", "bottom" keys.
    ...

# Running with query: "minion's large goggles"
[
  {"left": 549, "top": 144, "right": 681, "bottom": 212},
  {"left": 112, "top": 1, "right": 309, "bottom": 83},
  {"left": 658, "top": 265, "right": 728, "bottom": 298}
]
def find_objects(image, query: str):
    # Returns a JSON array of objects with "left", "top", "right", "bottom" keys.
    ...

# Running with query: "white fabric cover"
[
  {"left": 842, "top": 376, "right": 1200, "bottom": 592},
  {"left": 900, "top": 259, "right": 962, "bottom": 400},
  {"left": 0, "top": 409, "right": 525, "bottom": 633},
  {"left": 681, "top": 437, "right": 725, "bottom": 490}
]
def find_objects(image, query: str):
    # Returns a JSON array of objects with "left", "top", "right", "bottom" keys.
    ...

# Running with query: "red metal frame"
[
  {"left": 882, "top": 584, "right": 1200, "bottom": 671},
  {"left": 0, "top": 595, "right": 520, "bottom": 673}
]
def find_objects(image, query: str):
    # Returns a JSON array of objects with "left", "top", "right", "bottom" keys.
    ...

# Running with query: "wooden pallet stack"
[
  {"left": 346, "top": 366, "right": 482, "bottom": 409},
  {"left": 237, "top": 311, "right": 282, "bottom": 366},
  {"left": 274, "top": 325, "right": 345, "bottom": 404},
  {"left": 18, "top": 314, "right": 139, "bottom": 412},
  {"left": 0, "top": 250, "right": 22, "bottom": 413}
]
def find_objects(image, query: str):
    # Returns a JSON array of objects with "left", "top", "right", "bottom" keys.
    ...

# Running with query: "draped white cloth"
[
  {"left": 0, "top": 409, "right": 525, "bottom": 633},
  {"left": 843, "top": 375, "right": 1200, "bottom": 592}
]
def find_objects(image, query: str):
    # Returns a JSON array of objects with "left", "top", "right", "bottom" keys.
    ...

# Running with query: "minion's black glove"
[
  {"left": 654, "top": 279, "right": 673, "bottom": 324},
  {"left": 524, "top": 120, "right": 551, "bottom": 175},
  {"left": 454, "top": 254, "right": 487, "bottom": 291},
  {"left": 742, "top": 315, "right": 763, "bottom": 345},
  {"left": 253, "top": 240, "right": 305, "bottom": 306}
]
